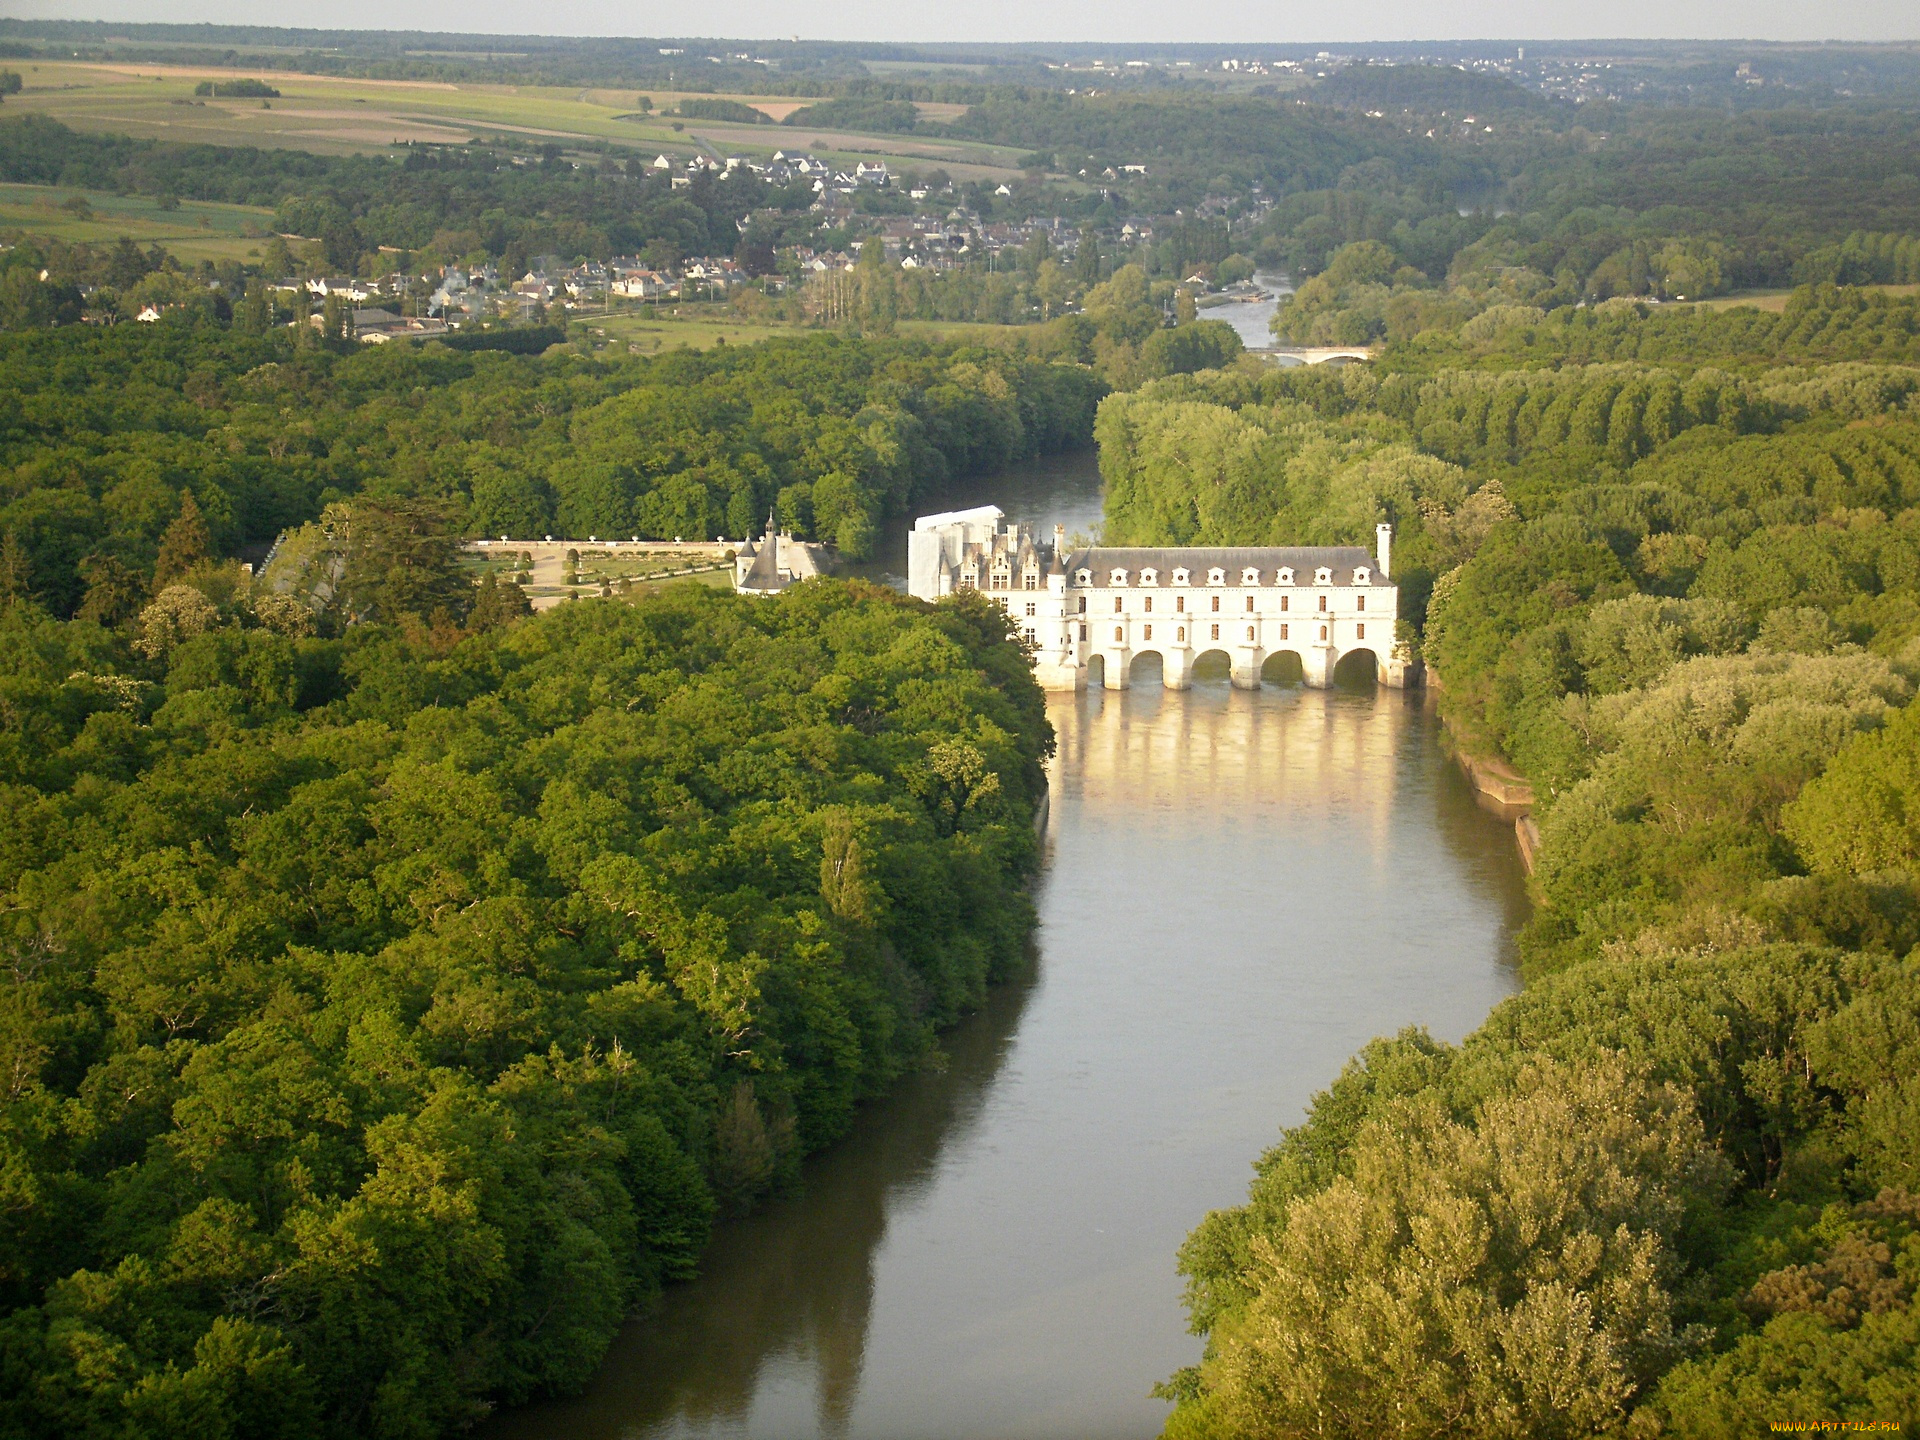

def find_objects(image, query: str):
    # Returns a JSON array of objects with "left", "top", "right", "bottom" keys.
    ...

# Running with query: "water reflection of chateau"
[
  {"left": 906, "top": 507, "right": 1421, "bottom": 691},
  {"left": 1054, "top": 686, "right": 1405, "bottom": 872}
]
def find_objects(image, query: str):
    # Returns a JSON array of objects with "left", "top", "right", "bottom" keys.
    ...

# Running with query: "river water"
[
  {"left": 1207, "top": 269, "right": 1294, "bottom": 350},
  {"left": 487, "top": 450, "right": 1527, "bottom": 1440}
]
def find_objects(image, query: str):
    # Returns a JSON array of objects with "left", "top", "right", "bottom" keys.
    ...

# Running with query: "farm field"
[
  {"left": 1, "top": 61, "right": 1028, "bottom": 178},
  {"left": 0, "top": 179, "right": 275, "bottom": 265},
  {"left": 581, "top": 308, "right": 1039, "bottom": 353},
  {"left": 1697, "top": 282, "right": 1920, "bottom": 312}
]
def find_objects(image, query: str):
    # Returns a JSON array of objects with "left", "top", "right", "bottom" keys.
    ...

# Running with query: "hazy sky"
[{"left": 8, "top": 0, "right": 1918, "bottom": 45}]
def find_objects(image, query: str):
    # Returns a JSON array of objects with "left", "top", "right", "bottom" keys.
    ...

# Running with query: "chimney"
[{"left": 1375, "top": 523, "right": 1393, "bottom": 579}]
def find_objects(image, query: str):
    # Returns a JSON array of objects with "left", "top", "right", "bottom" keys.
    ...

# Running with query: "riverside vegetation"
[
  {"left": 0, "top": 317, "right": 1084, "bottom": 1437},
  {"left": 2, "top": 29, "right": 1920, "bottom": 1434},
  {"left": 1114, "top": 268, "right": 1920, "bottom": 1435}
]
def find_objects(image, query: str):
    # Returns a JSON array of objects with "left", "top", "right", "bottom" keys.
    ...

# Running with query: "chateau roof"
[
  {"left": 1064, "top": 546, "right": 1380, "bottom": 587},
  {"left": 741, "top": 528, "right": 789, "bottom": 593}
]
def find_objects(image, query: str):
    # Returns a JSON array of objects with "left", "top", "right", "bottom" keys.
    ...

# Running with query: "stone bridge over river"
[{"left": 908, "top": 510, "right": 1421, "bottom": 692}]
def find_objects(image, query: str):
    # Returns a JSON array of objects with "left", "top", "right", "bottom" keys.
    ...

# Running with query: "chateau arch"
[
  {"left": 1260, "top": 649, "right": 1306, "bottom": 685},
  {"left": 1189, "top": 648, "right": 1233, "bottom": 683},
  {"left": 1333, "top": 646, "right": 1383, "bottom": 688}
]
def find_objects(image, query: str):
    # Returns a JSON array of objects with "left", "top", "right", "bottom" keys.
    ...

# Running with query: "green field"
[
  {"left": 580, "top": 306, "right": 1038, "bottom": 353},
  {"left": 1, "top": 60, "right": 1028, "bottom": 178},
  {"left": 1698, "top": 282, "right": 1920, "bottom": 312},
  {"left": 0, "top": 179, "right": 276, "bottom": 264}
]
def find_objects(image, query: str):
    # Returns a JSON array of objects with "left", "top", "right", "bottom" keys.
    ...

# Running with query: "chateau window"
[
  {"left": 1023, "top": 628, "right": 1035, "bottom": 642},
  {"left": 1079, "top": 624, "right": 1088, "bottom": 641},
  {"left": 1176, "top": 596, "right": 1185, "bottom": 613},
  {"left": 1114, "top": 626, "right": 1124, "bottom": 642},
  {"left": 1177, "top": 626, "right": 1186, "bottom": 642},
  {"left": 1210, "top": 595, "right": 1220, "bottom": 613},
  {"left": 1278, "top": 566, "right": 1295, "bottom": 585},
  {"left": 1320, "top": 624, "right": 1328, "bottom": 641},
  {"left": 1144, "top": 596, "right": 1154, "bottom": 613},
  {"left": 1318, "top": 595, "right": 1328, "bottom": 613},
  {"left": 1172, "top": 568, "right": 1191, "bottom": 585},
  {"left": 1246, "top": 626, "right": 1255, "bottom": 641},
  {"left": 1281, "top": 623, "right": 1289, "bottom": 640},
  {"left": 1354, "top": 567, "right": 1371, "bottom": 584},
  {"left": 1241, "top": 567, "right": 1260, "bottom": 585},
  {"left": 1113, "top": 597, "right": 1123, "bottom": 614},
  {"left": 1281, "top": 595, "right": 1289, "bottom": 612},
  {"left": 1245, "top": 595, "right": 1255, "bottom": 613},
  {"left": 1356, "top": 595, "right": 1366, "bottom": 611},
  {"left": 1077, "top": 597, "right": 1087, "bottom": 613},
  {"left": 1025, "top": 602, "right": 1037, "bottom": 617},
  {"left": 1024, "top": 574, "right": 1037, "bottom": 590},
  {"left": 1211, "top": 624, "right": 1220, "bottom": 640},
  {"left": 1207, "top": 567, "right": 1225, "bottom": 585},
  {"left": 1076, "top": 569, "right": 1091, "bottom": 585},
  {"left": 1140, "top": 568, "right": 1158, "bottom": 586},
  {"left": 1357, "top": 623, "right": 1365, "bottom": 639},
  {"left": 1314, "top": 567, "right": 1332, "bottom": 584},
  {"left": 1110, "top": 568, "right": 1129, "bottom": 585},
  {"left": 1144, "top": 624, "right": 1153, "bottom": 641}
]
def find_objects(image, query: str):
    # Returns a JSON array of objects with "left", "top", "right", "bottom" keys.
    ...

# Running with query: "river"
[
  {"left": 486, "top": 450, "right": 1528, "bottom": 1440},
  {"left": 1206, "top": 269, "right": 1294, "bottom": 350}
]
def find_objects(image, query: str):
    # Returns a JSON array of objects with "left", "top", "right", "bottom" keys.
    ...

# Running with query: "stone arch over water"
[
  {"left": 1260, "top": 649, "right": 1306, "bottom": 685},
  {"left": 1128, "top": 650, "right": 1165, "bottom": 686},
  {"left": 1333, "top": 647, "right": 1381, "bottom": 688},
  {"left": 1189, "top": 649, "right": 1233, "bottom": 683},
  {"left": 1085, "top": 653, "right": 1107, "bottom": 689}
]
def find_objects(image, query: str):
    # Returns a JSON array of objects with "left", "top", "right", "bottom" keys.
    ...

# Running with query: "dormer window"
[
  {"left": 1172, "top": 567, "right": 1191, "bottom": 585},
  {"left": 1140, "top": 568, "right": 1158, "bottom": 586},
  {"left": 1207, "top": 567, "right": 1226, "bottom": 585},
  {"left": 1314, "top": 566, "right": 1333, "bottom": 585},
  {"left": 1241, "top": 567, "right": 1261, "bottom": 585},
  {"left": 1278, "top": 566, "right": 1295, "bottom": 585},
  {"left": 1353, "top": 566, "right": 1371, "bottom": 585},
  {"left": 1076, "top": 569, "right": 1092, "bottom": 586},
  {"left": 1110, "top": 568, "right": 1130, "bottom": 586}
]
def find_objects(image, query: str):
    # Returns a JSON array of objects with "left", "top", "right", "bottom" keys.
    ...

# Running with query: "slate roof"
[
  {"left": 740, "top": 531, "right": 789, "bottom": 593},
  {"left": 1063, "top": 546, "right": 1379, "bottom": 587}
]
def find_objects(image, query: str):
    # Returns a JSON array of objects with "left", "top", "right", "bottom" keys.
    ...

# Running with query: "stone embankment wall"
[{"left": 1429, "top": 674, "right": 1541, "bottom": 875}]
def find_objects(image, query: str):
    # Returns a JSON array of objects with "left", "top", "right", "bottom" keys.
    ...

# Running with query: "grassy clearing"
[
  {"left": 0, "top": 179, "right": 276, "bottom": 265},
  {"left": 584, "top": 308, "right": 797, "bottom": 351},
  {"left": 1698, "top": 283, "right": 1920, "bottom": 313},
  {"left": 2, "top": 61, "right": 1025, "bottom": 178},
  {"left": 579, "top": 309, "right": 1042, "bottom": 353}
]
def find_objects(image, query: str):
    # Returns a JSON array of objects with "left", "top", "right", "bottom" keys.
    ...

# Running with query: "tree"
[
  {"left": 341, "top": 498, "right": 471, "bottom": 625},
  {"left": 75, "top": 553, "right": 145, "bottom": 625},
  {"left": 0, "top": 530, "right": 33, "bottom": 608},
  {"left": 133, "top": 583, "right": 220, "bottom": 657},
  {"left": 1784, "top": 700, "right": 1920, "bottom": 877},
  {"left": 153, "top": 492, "right": 213, "bottom": 587}
]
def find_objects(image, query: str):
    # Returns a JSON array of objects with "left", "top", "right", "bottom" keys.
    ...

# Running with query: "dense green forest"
[
  {"left": 4, "top": 25, "right": 1920, "bottom": 1431},
  {"left": 1116, "top": 285, "right": 1920, "bottom": 1433},
  {"left": 0, "top": 576, "right": 1050, "bottom": 1437},
  {"left": 0, "top": 322, "right": 1101, "bottom": 616}
]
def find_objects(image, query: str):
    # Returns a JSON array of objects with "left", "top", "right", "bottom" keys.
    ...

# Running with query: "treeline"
[
  {"left": 1251, "top": 105, "right": 1920, "bottom": 310},
  {"left": 0, "top": 573, "right": 1052, "bottom": 1438},
  {"left": 0, "top": 322, "right": 1103, "bottom": 616},
  {"left": 788, "top": 255, "right": 1240, "bottom": 387},
  {"left": 1112, "top": 335, "right": 1920, "bottom": 1433},
  {"left": 0, "top": 116, "right": 808, "bottom": 273}
]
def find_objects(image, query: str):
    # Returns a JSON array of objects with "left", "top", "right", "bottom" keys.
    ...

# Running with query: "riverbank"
[{"left": 1427, "top": 673, "right": 1541, "bottom": 874}]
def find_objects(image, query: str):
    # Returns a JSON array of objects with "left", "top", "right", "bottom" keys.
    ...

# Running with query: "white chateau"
[{"left": 907, "top": 506, "right": 1418, "bottom": 691}]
